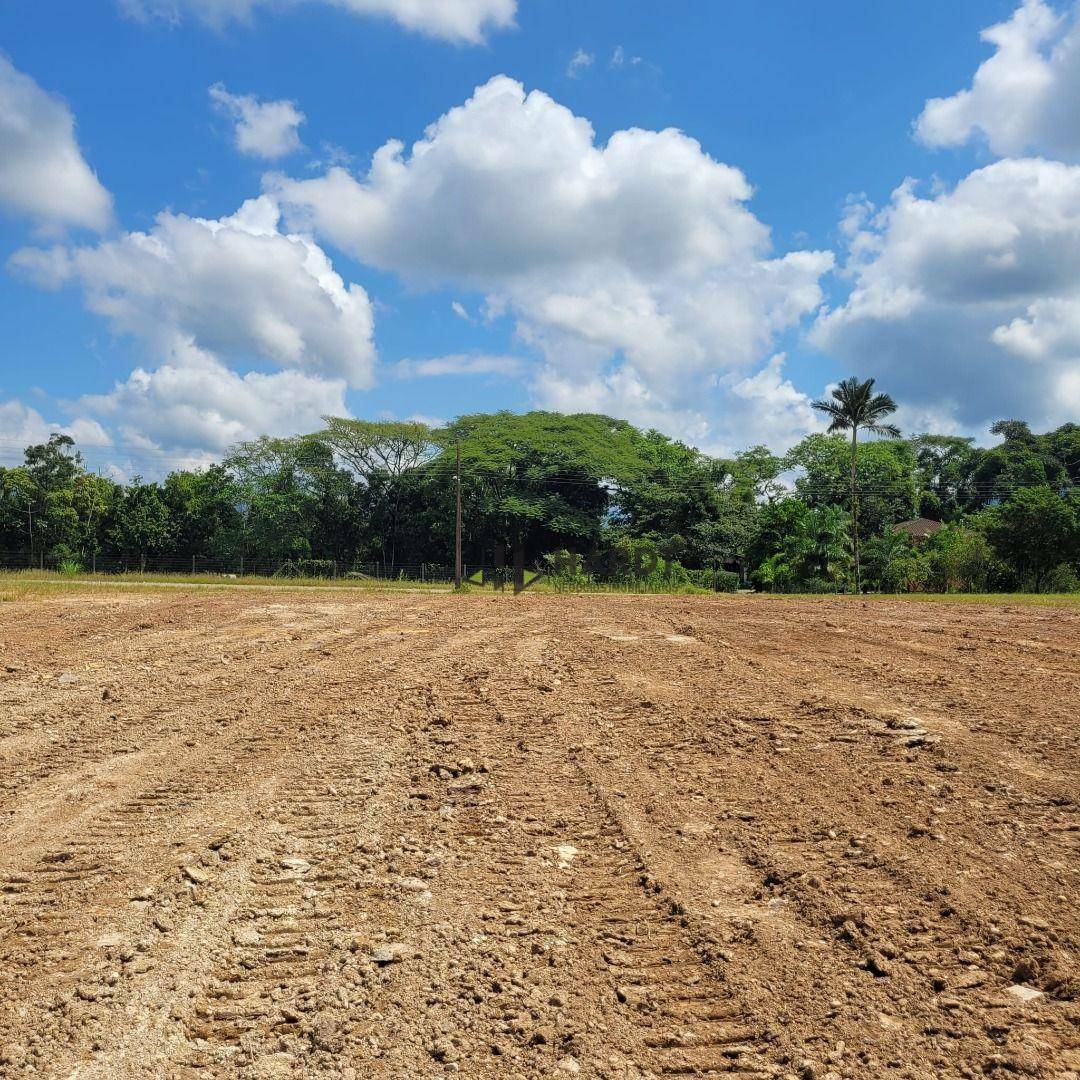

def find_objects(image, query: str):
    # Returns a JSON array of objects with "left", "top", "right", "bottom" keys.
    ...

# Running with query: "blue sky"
[{"left": 1, "top": 0, "right": 1078, "bottom": 475}]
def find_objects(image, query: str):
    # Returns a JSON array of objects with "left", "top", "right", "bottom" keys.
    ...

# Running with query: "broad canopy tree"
[{"left": 1, "top": 410, "right": 1076, "bottom": 593}]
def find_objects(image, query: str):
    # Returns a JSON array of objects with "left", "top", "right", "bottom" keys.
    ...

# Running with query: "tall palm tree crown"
[
  {"left": 811, "top": 376, "right": 901, "bottom": 592},
  {"left": 811, "top": 377, "right": 901, "bottom": 440}
]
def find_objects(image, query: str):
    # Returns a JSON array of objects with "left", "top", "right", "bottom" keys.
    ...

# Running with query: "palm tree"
[{"left": 812, "top": 377, "right": 901, "bottom": 592}]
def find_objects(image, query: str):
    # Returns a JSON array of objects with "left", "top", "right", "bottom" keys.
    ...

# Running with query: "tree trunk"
[{"left": 851, "top": 427, "right": 861, "bottom": 593}]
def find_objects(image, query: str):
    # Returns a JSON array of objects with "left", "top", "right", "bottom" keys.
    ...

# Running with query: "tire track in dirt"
[
  {"left": 388, "top": 628, "right": 774, "bottom": 1079},
  {"left": 0, "top": 590, "right": 1076, "bottom": 1079},
  {"left": 49, "top": 608, "right": 496, "bottom": 1078},
  {"left": 0, "top": 600, "right": 351, "bottom": 807},
  {"left": 0, "top": 599, "right": 440, "bottom": 1075},
  {"left": 167, "top": 733, "right": 397, "bottom": 1076},
  {"left": 558, "top": 607, "right": 1079, "bottom": 1079}
]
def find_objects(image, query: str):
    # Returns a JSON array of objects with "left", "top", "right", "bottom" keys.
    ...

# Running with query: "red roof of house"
[{"left": 893, "top": 517, "right": 944, "bottom": 539}]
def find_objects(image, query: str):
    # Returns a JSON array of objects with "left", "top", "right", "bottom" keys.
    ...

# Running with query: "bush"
[
  {"left": 687, "top": 568, "right": 740, "bottom": 592},
  {"left": 57, "top": 559, "right": 84, "bottom": 576},
  {"left": 276, "top": 558, "right": 336, "bottom": 579},
  {"left": 798, "top": 576, "right": 848, "bottom": 594},
  {"left": 924, "top": 526, "right": 998, "bottom": 592},
  {"left": 882, "top": 551, "right": 932, "bottom": 593},
  {"left": 1044, "top": 564, "right": 1080, "bottom": 593},
  {"left": 542, "top": 550, "right": 594, "bottom": 590},
  {"left": 541, "top": 547, "right": 705, "bottom": 593},
  {"left": 751, "top": 554, "right": 796, "bottom": 593}
]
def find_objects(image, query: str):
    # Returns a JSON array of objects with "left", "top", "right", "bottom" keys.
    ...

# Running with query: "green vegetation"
[
  {"left": 880, "top": 593, "right": 1080, "bottom": 608},
  {"left": 1, "top": 402, "right": 1077, "bottom": 595},
  {"left": 811, "top": 376, "right": 901, "bottom": 590},
  {"left": 0, "top": 568, "right": 449, "bottom": 591}
]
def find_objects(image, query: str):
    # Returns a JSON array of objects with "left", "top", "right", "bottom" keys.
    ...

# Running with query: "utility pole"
[
  {"left": 454, "top": 443, "right": 463, "bottom": 589},
  {"left": 21, "top": 494, "right": 34, "bottom": 569}
]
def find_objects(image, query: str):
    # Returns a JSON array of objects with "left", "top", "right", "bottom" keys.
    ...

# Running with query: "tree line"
[{"left": 0, "top": 399, "right": 1077, "bottom": 593}]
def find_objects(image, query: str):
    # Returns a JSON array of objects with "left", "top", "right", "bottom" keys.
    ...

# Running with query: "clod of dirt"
[
  {"left": 429, "top": 1036, "right": 459, "bottom": 1062},
  {"left": 553, "top": 844, "right": 579, "bottom": 868},
  {"left": 371, "top": 943, "right": 411, "bottom": 965},
  {"left": 676, "top": 821, "right": 714, "bottom": 838}
]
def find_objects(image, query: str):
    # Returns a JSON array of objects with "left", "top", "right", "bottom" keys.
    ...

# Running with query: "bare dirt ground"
[{"left": 0, "top": 589, "right": 1076, "bottom": 1080}]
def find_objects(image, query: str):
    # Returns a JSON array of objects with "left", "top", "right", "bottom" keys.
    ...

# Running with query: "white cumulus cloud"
[
  {"left": 118, "top": 0, "right": 517, "bottom": 43},
  {"left": 76, "top": 340, "right": 349, "bottom": 456},
  {"left": 916, "top": 0, "right": 1080, "bottom": 161},
  {"left": 813, "top": 158, "right": 1080, "bottom": 430},
  {"left": 0, "top": 399, "right": 111, "bottom": 465},
  {"left": 269, "top": 76, "right": 833, "bottom": 444},
  {"left": 0, "top": 55, "right": 112, "bottom": 233},
  {"left": 533, "top": 354, "right": 823, "bottom": 457},
  {"left": 10, "top": 195, "right": 376, "bottom": 387},
  {"left": 209, "top": 83, "right": 305, "bottom": 160}
]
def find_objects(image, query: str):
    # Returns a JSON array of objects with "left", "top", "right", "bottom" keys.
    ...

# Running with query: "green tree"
[
  {"left": 70, "top": 473, "right": 119, "bottom": 561},
  {"left": 319, "top": 418, "right": 440, "bottom": 480},
  {"left": 811, "top": 377, "right": 901, "bottom": 591},
  {"left": 751, "top": 501, "right": 851, "bottom": 592},
  {"left": 795, "top": 505, "right": 853, "bottom": 588},
  {"left": 425, "top": 411, "right": 646, "bottom": 570},
  {"left": 968, "top": 420, "right": 1070, "bottom": 508},
  {"left": 0, "top": 466, "right": 41, "bottom": 563},
  {"left": 2, "top": 436, "right": 88, "bottom": 564},
  {"left": 787, "top": 433, "right": 917, "bottom": 536},
  {"left": 910, "top": 434, "right": 980, "bottom": 520},
  {"left": 107, "top": 480, "right": 173, "bottom": 564},
  {"left": 924, "top": 525, "right": 1003, "bottom": 593},
  {"left": 226, "top": 437, "right": 351, "bottom": 566},
  {"left": 981, "top": 486, "right": 1079, "bottom": 592},
  {"left": 163, "top": 466, "right": 242, "bottom": 561},
  {"left": 1043, "top": 423, "right": 1080, "bottom": 486},
  {"left": 317, "top": 419, "right": 439, "bottom": 569},
  {"left": 24, "top": 434, "right": 83, "bottom": 492},
  {"left": 863, "top": 528, "right": 917, "bottom": 592},
  {"left": 614, "top": 432, "right": 760, "bottom": 572},
  {"left": 729, "top": 445, "right": 787, "bottom": 504}
]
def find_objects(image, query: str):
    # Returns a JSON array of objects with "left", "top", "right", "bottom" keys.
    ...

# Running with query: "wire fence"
[
  {"left": 0, "top": 550, "right": 736, "bottom": 595},
  {"left": 0, "top": 549, "right": 467, "bottom": 583}
]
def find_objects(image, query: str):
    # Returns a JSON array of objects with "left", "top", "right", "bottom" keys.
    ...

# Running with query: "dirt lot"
[{"left": 0, "top": 589, "right": 1076, "bottom": 1079}]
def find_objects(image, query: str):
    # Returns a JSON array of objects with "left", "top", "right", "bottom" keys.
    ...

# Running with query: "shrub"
[
  {"left": 799, "top": 576, "right": 848, "bottom": 594},
  {"left": 57, "top": 559, "right": 84, "bottom": 576},
  {"left": 276, "top": 558, "right": 336, "bottom": 579},
  {"left": 881, "top": 551, "right": 932, "bottom": 593},
  {"left": 542, "top": 550, "right": 595, "bottom": 590},
  {"left": 751, "top": 554, "right": 795, "bottom": 593},
  {"left": 687, "top": 568, "right": 740, "bottom": 592},
  {"left": 541, "top": 547, "right": 706, "bottom": 593},
  {"left": 924, "top": 526, "right": 998, "bottom": 592},
  {"left": 1044, "top": 564, "right": 1080, "bottom": 593}
]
